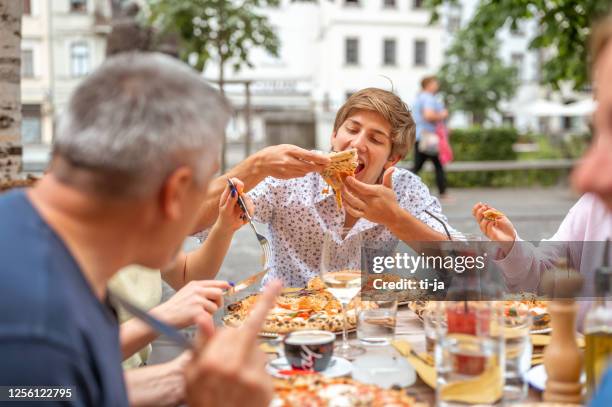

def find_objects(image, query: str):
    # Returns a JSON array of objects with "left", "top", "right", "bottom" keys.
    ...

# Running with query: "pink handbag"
[{"left": 436, "top": 122, "right": 453, "bottom": 165}]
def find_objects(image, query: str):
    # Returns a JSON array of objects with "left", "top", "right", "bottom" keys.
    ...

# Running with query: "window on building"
[
  {"left": 383, "top": 39, "right": 397, "bottom": 66},
  {"left": 511, "top": 52, "right": 524, "bottom": 79},
  {"left": 448, "top": 16, "right": 461, "bottom": 32},
  {"left": 345, "top": 38, "right": 359, "bottom": 66},
  {"left": 70, "top": 0, "right": 87, "bottom": 13},
  {"left": 21, "top": 49, "right": 34, "bottom": 78},
  {"left": 22, "top": 104, "right": 42, "bottom": 144},
  {"left": 71, "top": 42, "right": 90, "bottom": 77},
  {"left": 23, "top": 0, "right": 31, "bottom": 15},
  {"left": 383, "top": 0, "right": 396, "bottom": 8},
  {"left": 413, "top": 0, "right": 424, "bottom": 9},
  {"left": 414, "top": 40, "right": 427, "bottom": 67}
]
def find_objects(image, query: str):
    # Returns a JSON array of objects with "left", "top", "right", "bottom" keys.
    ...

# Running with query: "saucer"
[{"left": 266, "top": 356, "right": 352, "bottom": 379}]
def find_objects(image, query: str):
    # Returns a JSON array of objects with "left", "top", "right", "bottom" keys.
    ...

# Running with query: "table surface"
[{"left": 263, "top": 306, "right": 543, "bottom": 406}]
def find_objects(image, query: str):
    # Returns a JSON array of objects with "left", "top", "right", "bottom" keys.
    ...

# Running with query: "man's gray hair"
[{"left": 53, "top": 52, "right": 230, "bottom": 197}]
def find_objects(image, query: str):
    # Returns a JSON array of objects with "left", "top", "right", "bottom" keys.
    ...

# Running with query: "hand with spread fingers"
[
  {"left": 185, "top": 280, "right": 283, "bottom": 407},
  {"left": 472, "top": 202, "right": 516, "bottom": 243},
  {"left": 341, "top": 167, "right": 400, "bottom": 225},
  {"left": 255, "top": 144, "right": 331, "bottom": 180}
]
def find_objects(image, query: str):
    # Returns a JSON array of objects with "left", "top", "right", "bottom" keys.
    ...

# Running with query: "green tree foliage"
[
  {"left": 427, "top": 0, "right": 612, "bottom": 90},
  {"left": 147, "top": 0, "right": 280, "bottom": 90},
  {"left": 438, "top": 28, "right": 519, "bottom": 124}
]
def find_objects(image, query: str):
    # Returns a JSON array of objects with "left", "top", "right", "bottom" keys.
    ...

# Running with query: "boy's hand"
[{"left": 217, "top": 177, "right": 254, "bottom": 231}]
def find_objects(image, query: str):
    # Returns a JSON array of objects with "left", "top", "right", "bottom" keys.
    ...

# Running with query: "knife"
[
  {"left": 225, "top": 268, "right": 269, "bottom": 296},
  {"left": 108, "top": 290, "right": 193, "bottom": 350}
]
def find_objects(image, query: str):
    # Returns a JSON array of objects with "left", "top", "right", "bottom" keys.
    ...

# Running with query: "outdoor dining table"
[{"left": 261, "top": 305, "right": 543, "bottom": 406}]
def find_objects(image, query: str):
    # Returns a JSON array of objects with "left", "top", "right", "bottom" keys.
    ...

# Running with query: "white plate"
[
  {"left": 526, "top": 364, "right": 585, "bottom": 392},
  {"left": 352, "top": 354, "right": 416, "bottom": 388},
  {"left": 266, "top": 356, "right": 352, "bottom": 379},
  {"left": 530, "top": 327, "right": 552, "bottom": 334}
]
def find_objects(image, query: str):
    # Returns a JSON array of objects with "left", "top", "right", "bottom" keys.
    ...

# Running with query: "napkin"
[
  {"left": 392, "top": 340, "right": 436, "bottom": 388},
  {"left": 393, "top": 340, "right": 503, "bottom": 404}
]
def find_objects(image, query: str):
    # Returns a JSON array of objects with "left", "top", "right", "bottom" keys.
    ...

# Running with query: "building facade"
[
  {"left": 203, "top": 0, "right": 444, "bottom": 154},
  {"left": 21, "top": 0, "right": 111, "bottom": 146}
]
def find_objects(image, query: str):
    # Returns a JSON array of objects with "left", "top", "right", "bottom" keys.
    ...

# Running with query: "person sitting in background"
[{"left": 0, "top": 52, "right": 279, "bottom": 407}]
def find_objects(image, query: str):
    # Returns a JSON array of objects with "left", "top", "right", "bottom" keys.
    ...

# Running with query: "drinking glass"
[
  {"left": 320, "top": 228, "right": 365, "bottom": 359},
  {"left": 357, "top": 299, "right": 397, "bottom": 346},
  {"left": 503, "top": 310, "right": 533, "bottom": 402},
  {"left": 435, "top": 301, "right": 505, "bottom": 407}
]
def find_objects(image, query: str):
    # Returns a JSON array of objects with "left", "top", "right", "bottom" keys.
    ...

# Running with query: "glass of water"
[
  {"left": 435, "top": 301, "right": 505, "bottom": 407},
  {"left": 503, "top": 310, "right": 533, "bottom": 402},
  {"left": 357, "top": 299, "right": 397, "bottom": 346}
]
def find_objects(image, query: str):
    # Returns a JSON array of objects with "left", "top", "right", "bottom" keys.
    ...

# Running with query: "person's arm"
[
  {"left": 124, "top": 353, "right": 189, "bottom": 407},
  {"left": 163, "top": 179, "right": 253, "bottom": 290},
  {"left": 119, "top": 280, "right": 228, "bottom": 360},
  {"left": 193, "top": 145, "right": 330, "bottom": 231},
  {"left": 423, "top": 108, "right": 448, "bottom": 122},
  {"left": 421, "top": 93, "right": 448, "bottom": 123},
  {"left": 472, "top": 196, "right": 589, "bottom": 292}
]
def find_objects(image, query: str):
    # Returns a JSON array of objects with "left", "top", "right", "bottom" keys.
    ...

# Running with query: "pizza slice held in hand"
[
  {"left": 321, "top": 149, "right": 358, "bottom": 209},
  {"left": 483, "top": 208, "right": 505, "bottom": 221}
]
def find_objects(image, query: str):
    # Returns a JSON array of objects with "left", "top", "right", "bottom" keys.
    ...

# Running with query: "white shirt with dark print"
[{"left": 246, "top": 167, "right": 453, "bottom": 287}]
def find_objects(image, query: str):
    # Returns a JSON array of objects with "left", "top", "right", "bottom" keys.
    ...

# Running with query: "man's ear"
[
  {"left": 159, "top": 166, "right": 194, "bottom": 220},
  {"left": 384, "top": 153, "right": 402, "bottom": 170}
]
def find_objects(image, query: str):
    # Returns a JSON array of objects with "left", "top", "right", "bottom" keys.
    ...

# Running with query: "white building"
[
  {"left": 203, "top": 0, "right": 445, "bottom": 153},
  {"left": 21, "top": 0, "right": 111, "bottom": 146}
]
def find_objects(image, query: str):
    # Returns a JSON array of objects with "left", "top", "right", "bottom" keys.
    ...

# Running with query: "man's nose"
[{"left": 351, "top": 132, "right": 368, "bottom": 152}]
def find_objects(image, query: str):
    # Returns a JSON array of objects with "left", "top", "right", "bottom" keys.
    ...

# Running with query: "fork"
[{"left": 227, "top": 179, "right": 271, "bottom": 268}]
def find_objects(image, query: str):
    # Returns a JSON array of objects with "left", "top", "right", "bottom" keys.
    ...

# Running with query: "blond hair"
[{"left": 333, "top": 88, "right": 416, "bottom": 159}]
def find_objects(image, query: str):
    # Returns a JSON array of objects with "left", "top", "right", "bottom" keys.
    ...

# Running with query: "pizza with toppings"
[
  {"left": 409, "top": 297, "right": 550, "bottom": 331},
  {"left": 503, "top": 298, "right": 550, "bottom": 330},
  {"left": 272, "top": 375, "right": 420, "bottom": 407},
  {"left": 321, "top": 149, "right": 358, "bottom": 209},
  {"left": 223, "top": 277, "right": 367, "bottom": 334}
]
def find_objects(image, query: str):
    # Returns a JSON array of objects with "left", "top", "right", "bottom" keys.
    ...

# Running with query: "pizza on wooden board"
[
  {"left": 223, "top": 277, "right": 367, "bottom": 334},
  {"left": 272, "top": 375, "right": 422, "bottom": 407}
]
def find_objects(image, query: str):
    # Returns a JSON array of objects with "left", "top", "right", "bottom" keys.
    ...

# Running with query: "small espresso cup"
[{"left": 283, "top": 330, "right": 335, "bottom": 372}]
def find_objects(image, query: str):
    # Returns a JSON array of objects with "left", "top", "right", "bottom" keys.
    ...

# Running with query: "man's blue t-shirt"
[
  {"left": 412, "top": 92, "right": 443, "bottom": 141},
  {"left": 0, "top": 190, "right": 128, "bottom": 406}
]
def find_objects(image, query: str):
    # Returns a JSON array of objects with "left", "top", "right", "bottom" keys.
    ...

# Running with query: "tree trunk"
[
  {"left": 218, "top": 54, "right": 227, "bottom": 172},
  {"left": 0, "top": 0, "right": 22, "bottom": 182}
]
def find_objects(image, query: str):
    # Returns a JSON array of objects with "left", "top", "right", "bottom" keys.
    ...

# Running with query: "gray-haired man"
[{"left": 0, "top": 53, "right": 280, "bottom": 407}]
